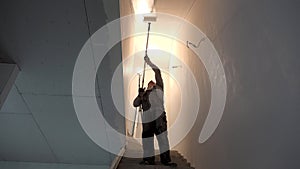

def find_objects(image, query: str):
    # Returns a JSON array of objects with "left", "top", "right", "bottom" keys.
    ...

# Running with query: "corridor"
[{"left": 0, "top": 0, "right": 299, "bottom": 169}]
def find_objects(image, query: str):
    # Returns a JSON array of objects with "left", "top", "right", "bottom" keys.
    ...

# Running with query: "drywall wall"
[{"left": 174, "top": 0, "right": 300, "bottom": 169}]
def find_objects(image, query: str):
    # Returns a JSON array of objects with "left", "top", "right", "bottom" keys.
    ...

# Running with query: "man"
[{"left": 133, "top": 56, "right": 177, "bottom": 167}]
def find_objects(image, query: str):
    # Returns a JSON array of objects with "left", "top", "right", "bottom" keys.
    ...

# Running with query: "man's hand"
[
  {"left": 138, "top": 88, "right": 145, "bottom": 96},
  {"left": 144, "top": 55, "right": 150, "bottom": 64}
]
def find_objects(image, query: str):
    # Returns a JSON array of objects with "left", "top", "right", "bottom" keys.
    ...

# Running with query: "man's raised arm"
[{"left": 144, "top": 56, "right": 164, "bottom": 90}]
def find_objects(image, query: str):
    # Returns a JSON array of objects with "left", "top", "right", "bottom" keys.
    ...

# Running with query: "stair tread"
[
  {"left": 118, "top": 150, "right": 193, "bottom": 169},
  {"left": 120, "top": 159, "right": 189, "bottom": 166},
  {"left": 121, "top": 157, "right": 189, "bottom": 166},
  {"left": 117, "top": 163, "right": 194, "bottom": 169}
]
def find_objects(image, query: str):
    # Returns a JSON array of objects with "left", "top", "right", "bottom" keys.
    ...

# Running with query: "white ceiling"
[
  {"left": 0, "top": 0, "right": 124, "bottom": 166},
  {"left": 155, "top": 0, "right": 195, "bottom": 18},
  {"left": 121, "top": 0, "right": 196, "bottom": 17}
]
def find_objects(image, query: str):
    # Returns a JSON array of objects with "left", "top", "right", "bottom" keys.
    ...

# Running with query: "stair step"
[
  {"left": 117, "top": 163, "right": 194, "bottom": 169},
  {"left": 120, "top": 155, "right": 188, "bottom": 165},
  {"left": 117, "top": 150, "right": 194, "bottom": 169}
]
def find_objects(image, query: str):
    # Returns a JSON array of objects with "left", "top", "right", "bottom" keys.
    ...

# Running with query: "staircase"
[{"left": 117, "top": 150, "right": 194, "bottom": 169}]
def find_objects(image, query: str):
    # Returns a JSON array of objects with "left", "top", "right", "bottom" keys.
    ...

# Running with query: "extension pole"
[{"left": 141, "top": 22, "right": 151, "bottom": 89}]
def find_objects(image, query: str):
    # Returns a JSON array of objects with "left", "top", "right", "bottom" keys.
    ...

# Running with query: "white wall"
[{"left": 173, "top": 0, "right": 300, "bottom": 169}]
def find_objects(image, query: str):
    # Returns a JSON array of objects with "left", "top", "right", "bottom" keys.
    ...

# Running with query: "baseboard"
[{"left": 109, "top": 146, "right": 126, "bottom": 169}]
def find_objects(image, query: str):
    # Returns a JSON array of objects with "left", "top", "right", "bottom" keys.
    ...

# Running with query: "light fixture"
[{"left": 132, "top": 0, "right": 155, "bottom": 14}]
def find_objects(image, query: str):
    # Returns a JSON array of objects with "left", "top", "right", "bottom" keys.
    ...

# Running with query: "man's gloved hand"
[
  {"left": 138, "top": 88, "right": 145, "bottom": 96},
  {"left": 144, "top": 55, "right": 150, "bottom": 63}
]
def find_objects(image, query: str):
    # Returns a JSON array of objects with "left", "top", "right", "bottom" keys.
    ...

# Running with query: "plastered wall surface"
[{"left": 174, "top": 0, "right": 300, "bottom": 169}]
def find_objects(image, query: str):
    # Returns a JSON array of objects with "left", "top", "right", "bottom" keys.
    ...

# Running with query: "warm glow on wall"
[
  {"left": 132, "top": 0, "right": 155, "bottom": 14},
  {"left": 133, "top": 35, "right": 174, "bottom": 52}
]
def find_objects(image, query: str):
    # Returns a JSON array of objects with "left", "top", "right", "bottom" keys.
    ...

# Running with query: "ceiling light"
[{"left": 132, "top": 0, "right": 155, "bottom": 14}]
